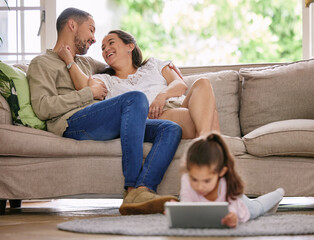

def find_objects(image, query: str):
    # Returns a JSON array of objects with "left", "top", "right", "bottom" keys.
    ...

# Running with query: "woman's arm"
[
  {"left": 149, "top": 64, "right": 187, "bottom": 119},
  {"left": 57, "top": 45, "right": 94, "bottom": 90},
  {"left": 161, "top": 64, "right": 188, "bottom": 97},
  {"left": 57, "top": 45, "right": 107, "bottom": 99}
]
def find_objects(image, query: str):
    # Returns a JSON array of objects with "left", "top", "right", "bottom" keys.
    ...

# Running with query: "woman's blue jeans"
[{"left": 63, "top": 91, "right": 182, "bottom": 192}]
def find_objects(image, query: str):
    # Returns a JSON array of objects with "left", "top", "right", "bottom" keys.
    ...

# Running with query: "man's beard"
[{"left": 74, "top": 34, "right": 88, "bottom": 55}]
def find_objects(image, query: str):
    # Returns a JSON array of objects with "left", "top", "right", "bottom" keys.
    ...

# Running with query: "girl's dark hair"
[
  {"left": 103, "top": 30, "right": 149, "bottom": 75},
  {"left": 56, "top": 8, "right": 92, "bottom": 34},
  {"left": 184, "top": 132, "right": 244, "bottom": 200}
]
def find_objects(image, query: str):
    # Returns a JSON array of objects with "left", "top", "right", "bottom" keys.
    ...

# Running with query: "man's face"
[{"left": 74, "top": 16, "right": 96, "bottom": 55}]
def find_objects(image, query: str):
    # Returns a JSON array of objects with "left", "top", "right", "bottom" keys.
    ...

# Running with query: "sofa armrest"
[{"left": 0, "top": 94, "right": 12, "bottom": 125}]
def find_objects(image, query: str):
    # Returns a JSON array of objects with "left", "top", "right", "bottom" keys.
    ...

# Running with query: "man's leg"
[
  {"left": 63, "top": 91, "right": 149, "bottom": 188},
  {"left": 138, "top": 119, "right": 182, "bottom": 191},
  {"left": 119, "top": 119, "right": 182, "bottom": 215}
]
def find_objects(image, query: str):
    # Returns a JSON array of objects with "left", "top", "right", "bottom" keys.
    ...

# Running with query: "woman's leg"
[
  {"left": 63, "top": 91, "right": 149, "bottom": 189},
  {"left": 159, "top": 78, "right": 220, "bottom": 139},
  {"left": 182, "top": 77, "right": 220, "bottom": 137},
  {"left": 241, "top": 188, "right": 285, "bottom": 220},
  {"left": 159, "top": 108, "right": 196, "bottom": 139}
]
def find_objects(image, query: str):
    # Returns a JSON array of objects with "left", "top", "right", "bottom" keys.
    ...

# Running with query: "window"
[
  {"left": 110, "top": 0, "right": 304, "bottom": 66},
  {"left": 1, "top": 0, "right": 314, "bottom": 65},
  {"left": 56, "top": 0, "right": 308, "bottom": 66},
  {"left": 0, "top": 0, "right": 44, "bottom": 64}
]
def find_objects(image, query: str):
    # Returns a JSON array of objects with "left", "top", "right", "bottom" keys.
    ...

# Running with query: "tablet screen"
[{"left": 165, "top": 201, "right": 229, "bottom": 228}]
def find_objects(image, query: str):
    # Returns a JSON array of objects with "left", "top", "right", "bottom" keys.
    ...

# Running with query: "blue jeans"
[{"left": 63, "top": 91, "right": 182, "bottom": 192}]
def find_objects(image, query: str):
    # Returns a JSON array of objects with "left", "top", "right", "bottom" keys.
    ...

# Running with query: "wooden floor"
[{"left": 0, "top": 198, "right": 314, "bottom": 240}]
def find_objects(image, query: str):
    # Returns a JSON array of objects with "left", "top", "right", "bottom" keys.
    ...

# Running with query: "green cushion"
[{"left": 0, "top": 61, "right": 46, "bottom": 130}]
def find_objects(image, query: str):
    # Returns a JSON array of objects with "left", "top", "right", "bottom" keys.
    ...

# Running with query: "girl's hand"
[
  {"left": 148, "top": 93, "right": 167, "bottom": 119},
  {"left": 221, "top": 212, "right": 238, "bottom": 228},
  {"left": 57, "top": 45, "right": 74, "bottom": 64}
]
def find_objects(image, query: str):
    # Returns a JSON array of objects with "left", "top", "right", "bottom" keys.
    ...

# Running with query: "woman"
[{"left": 58, "top": 30, "right": 220, "bottom": 139}]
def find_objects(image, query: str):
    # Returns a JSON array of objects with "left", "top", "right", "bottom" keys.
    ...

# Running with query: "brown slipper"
[{"left": 119, "top": 188, "right": 178, "bottom": 215}]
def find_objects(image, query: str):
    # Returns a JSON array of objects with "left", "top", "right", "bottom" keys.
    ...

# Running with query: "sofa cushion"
[
  {"left": 243, "top": 119, "right": 314, "bottom": 157},
  {"left": 239, "top": 59, "right": 314, "bottom": 135},
  {"left": 0, "top": 124, "right": 246, "bottom": 159},
  {"left": 0, "top": 62, "right": 46, "bottom": 130},
  {"left": 183, "top": 71, "right": 241, "bottom": 137},
  {"left": 0, "top": 124, "right": 122, "bottom": 158}
]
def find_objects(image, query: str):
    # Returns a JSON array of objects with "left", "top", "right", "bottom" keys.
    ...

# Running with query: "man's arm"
[
  {"left": 168, "top": 62, "right": 184, "bottom": 80},
  {"left": 27, "top": 57, "right": 94, "bottom": 120}
]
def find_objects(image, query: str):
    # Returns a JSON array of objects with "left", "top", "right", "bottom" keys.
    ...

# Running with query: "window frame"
[
  {"left": 0, "top": 1, "right": 42, "bottom": 63},
  {"left": 303, "top": 0, "right": 314, "bottom": 59}
]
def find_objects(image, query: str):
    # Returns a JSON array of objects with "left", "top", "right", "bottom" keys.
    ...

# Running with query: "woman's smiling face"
[{"left": 101, "top": 33, "right": 132, "bottom": 66}]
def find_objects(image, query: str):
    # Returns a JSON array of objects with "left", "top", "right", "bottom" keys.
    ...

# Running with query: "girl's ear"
[{"left": 219, "top": 166, "right": 228, "bottom": 177}]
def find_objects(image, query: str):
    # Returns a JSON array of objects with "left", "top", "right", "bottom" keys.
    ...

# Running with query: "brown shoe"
[{"left": 119, "top": 187, "right": 178, "bottom": 215}]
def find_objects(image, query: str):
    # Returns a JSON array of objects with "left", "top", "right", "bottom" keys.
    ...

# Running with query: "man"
[{"left": 27, "top": 7, "right": 182, "bottom": 215}]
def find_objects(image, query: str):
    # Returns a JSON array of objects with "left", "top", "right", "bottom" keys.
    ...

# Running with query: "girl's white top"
[
  {"left": 180, "top": 173, "right": 251, "bottom": 223},
  {"left": 93, "top": 57, "right": 185, "bottom": 105}
]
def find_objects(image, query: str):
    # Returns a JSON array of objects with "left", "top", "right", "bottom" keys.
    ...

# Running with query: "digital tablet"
[{"left": 165, "top": 201, "right": 229, "bottom": 228}]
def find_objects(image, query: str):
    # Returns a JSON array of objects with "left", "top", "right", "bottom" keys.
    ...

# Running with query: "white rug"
[{"left": 58, "top": 213, "right": 314, "bottom": 236}]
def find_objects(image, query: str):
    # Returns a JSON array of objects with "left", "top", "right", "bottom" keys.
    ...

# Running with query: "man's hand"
[
  {"left": 88, "top": 76, "right": 108, "bottom": 100},
  {"left": 221, "top": 212, "right": 238, "bottom": 228},
  {"left": 168, "top": 62, "right": 184, "bottom": 80}
]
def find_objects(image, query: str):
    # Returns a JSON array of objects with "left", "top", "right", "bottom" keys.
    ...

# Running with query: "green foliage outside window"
[{"left": 113, "top": 0, "right": 302, "bottom": 66}]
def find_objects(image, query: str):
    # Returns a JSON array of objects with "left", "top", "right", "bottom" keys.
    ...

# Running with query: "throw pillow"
[
  {"left": 183, "top": 70, "right": 240, "bottom": 137},
  {"left": 0, "top": 61, "right": 46, "bottom": 130},
  {"left": 0, "top": 70, "right": 23, "bottom": 125},
  {"left": 239, "top": 58, "right": 314, "bottom": 135},
  {"left": 243, "top": 119, "right": 314, "bottom": 157}
]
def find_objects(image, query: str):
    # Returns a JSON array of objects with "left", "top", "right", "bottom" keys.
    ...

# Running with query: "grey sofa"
[{"left": 1, "top": 58, "right": 314, "bottom": 214}]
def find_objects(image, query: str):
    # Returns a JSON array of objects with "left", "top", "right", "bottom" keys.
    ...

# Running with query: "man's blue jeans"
[{"left": 63, "top": 91, "right": 182, "bottom": 192}]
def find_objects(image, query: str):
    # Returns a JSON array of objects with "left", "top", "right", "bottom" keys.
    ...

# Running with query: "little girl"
[{"left": 180, "top": 132, "right": 284, "bottom": 228}]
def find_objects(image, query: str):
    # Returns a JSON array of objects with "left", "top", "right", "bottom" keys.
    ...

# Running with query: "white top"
[
  {"left": 93, "top": 57, "right": 185, "bottom": 105},
  {"left": 180, "top": 173, "right": 251, "bottom": 223}
]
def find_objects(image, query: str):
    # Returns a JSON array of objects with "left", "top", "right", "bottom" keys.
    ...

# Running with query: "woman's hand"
[
  {"left": 57, "top": 45, "right": 74, "bottom": 64},
  {"left": 148, "top": 93, "right": 167, "bottom": 119},
  {"left": 221, "top": 212, "right": 238, "bottom": 228}
]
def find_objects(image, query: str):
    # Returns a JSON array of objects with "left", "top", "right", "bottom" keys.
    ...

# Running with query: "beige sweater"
[{"left": 27, "top": 49, "right": 107, "bottom": 136}]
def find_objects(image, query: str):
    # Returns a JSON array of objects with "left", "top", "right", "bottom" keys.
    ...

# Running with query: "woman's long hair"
[
  {"left": 103, "top": 30, "right": 149, "bottom": 75},
  {"left": 183, "top": 132, "right": 244, "bottom": 200}
]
